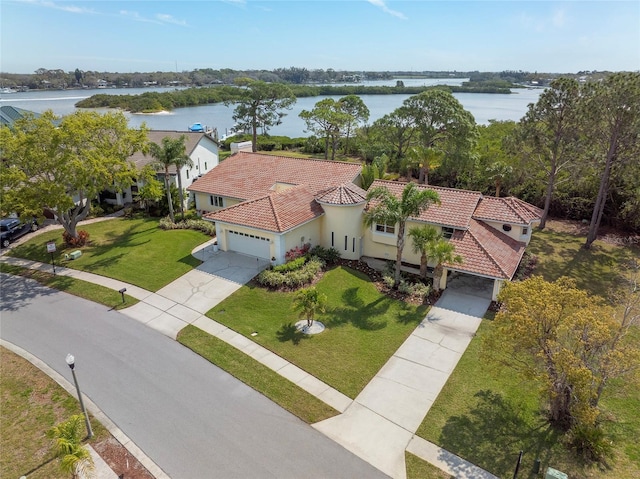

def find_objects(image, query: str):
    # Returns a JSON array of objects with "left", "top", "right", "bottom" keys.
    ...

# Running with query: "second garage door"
[{"left": 226, "top": 230, "right": 271, "bottom": 259}]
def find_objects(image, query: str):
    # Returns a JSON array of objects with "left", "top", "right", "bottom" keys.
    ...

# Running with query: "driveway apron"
[
  {"left": 313, "top": 289, "right": 491, "bottom": 479},
  {"left": 120, "top": 250, "right": 267, "bottom": 339}
]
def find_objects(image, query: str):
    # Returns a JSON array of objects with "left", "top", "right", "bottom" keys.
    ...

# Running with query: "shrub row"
[
  {"left": 273, "top": 256, "right": 307, "bottom": 273},
  {"left": 158, "top": 217, "right": 216, "bottom": 236},
  {"left": 257, "top": 257, "right": 324, "bottom": 289}
]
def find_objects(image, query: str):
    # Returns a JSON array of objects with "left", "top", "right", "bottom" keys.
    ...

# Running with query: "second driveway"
[
  {"left": 121, "top": 250, "right": 267, "bottom": 338},
  {"left": 314, "top": 289, "right": 491, "bottom": 479}
]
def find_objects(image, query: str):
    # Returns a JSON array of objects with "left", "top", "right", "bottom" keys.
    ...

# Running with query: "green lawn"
[
  {"left": 177, "top": 326, "right": 338, "bottom": 424},
  {"left": 9, "top": 218, "right": 210, "bottom": 291},
  {"left": 406, "top": 452, "right": 453, "bottom": 479},
  {"left": 416, "top": 230, "right": 640, "bottom": 479},
  {"left": 0, "top": 347, "right": 108, "bottom": 479},
  {"left": 0, "top": 263, "right": 138, "bottom": 310},
  {"left": 203, "top": 266, "right": 428, "bottom": 398}
]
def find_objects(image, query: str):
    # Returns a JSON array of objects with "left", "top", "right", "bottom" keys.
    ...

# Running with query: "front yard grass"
[
  {"left": 415, "top": 230, "right": 640, "bottom": 479},
  {"left": 8, "top": 218, "right": 209, "bottom": 291},
  {"left": 0, "top": 347, "right": 108, "bottom": 479},
  {"left": 203, "top": 266, "right": 428, "bottom": 399}
]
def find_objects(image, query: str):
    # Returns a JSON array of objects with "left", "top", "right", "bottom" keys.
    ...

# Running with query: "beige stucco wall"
[
  {"left": 282, "top": 219, "right": 322, "bottom": 258},
  {"left": 362, "top": 219, "right": 449, "bottom": 267},
  {"left": 483, "top": 220, "right": 532, "bottom": 244},
  {"left": 319, "top": 204, "right": 365, "bottom": 260},
  {"left": 194, "top": 193, "right": 242, "bottom": 214}
]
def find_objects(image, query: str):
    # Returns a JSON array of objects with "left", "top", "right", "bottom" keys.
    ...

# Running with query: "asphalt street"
[{"left": 0, "top": 273, "right": 389, "bottom": 479}]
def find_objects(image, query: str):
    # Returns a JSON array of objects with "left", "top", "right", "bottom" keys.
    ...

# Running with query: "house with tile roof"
[
  {"left": 102, "top": 130, "right": 219, "bottom": 207},
  {"left": 188, "top": 152, "right": 542, "bottom": 300}
]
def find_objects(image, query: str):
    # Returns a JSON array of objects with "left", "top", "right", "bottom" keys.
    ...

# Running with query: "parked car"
[{"left": 0, "top": 217, "right": 39, "bottom": 248}]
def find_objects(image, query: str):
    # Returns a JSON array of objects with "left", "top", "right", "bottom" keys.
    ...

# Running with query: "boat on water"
[
  {"left": 1, "top": 87, "right": 17, "bottom": 94},
  {"left": 188, "top": 122, "right": 206, "bottom": 132}
]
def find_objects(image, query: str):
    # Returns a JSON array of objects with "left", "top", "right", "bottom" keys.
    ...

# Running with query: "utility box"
[
  {"left": 545, "top": 467, "right": 568, "bottom": 479},
  {"left": 69, "top": 250, "right": 82, "bottom": 260}
]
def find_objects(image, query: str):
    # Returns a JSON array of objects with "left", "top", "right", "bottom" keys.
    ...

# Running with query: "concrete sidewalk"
[{"left": 1, "top": 238, "right": 498, "bottom": 479}]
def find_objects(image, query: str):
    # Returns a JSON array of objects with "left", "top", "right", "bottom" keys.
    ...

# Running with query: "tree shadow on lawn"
[
  {"left": 276, "top": 322, "right": 310, "bottom": 345},
  {"left": 437, "top": 390, "right": 561, "bottom": 479},
  {"left": 325, "top": 287, "right": 389, "bottom": 330}
]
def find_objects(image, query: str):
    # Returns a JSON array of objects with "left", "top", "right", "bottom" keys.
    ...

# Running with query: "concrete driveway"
[
  {"left": 121, "top": 250, "right": 268, "bottom": 339},
  {"left": 314, "top": 288, "right": 491, "bottom": 479}
]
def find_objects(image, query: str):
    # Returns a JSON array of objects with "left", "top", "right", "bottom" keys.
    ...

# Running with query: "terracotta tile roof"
[
  {"left": 187, "top": 152, "right": 362, "bottom": 200},
  {"left": 316, "top": 183, "right": 367, "bottom": 205},
  {"left": 204, "top": 185, "right": 324, "bottom": 233},
  {"left": 128, "top": 131, "right": 212, "bottom": 174},
  {"left": 473, "top": 196, "right": 543, "bottom": 225},
  {"left": 447, "top": 219, "right": 526, "bottom": 279},
  {"left": 368, "top": 180, "right": 482, "bottom": 229}
]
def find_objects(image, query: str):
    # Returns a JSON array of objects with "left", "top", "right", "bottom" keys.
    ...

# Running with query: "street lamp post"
[{"left": 65, "top": 353, "right": 93, "bottom": 439}]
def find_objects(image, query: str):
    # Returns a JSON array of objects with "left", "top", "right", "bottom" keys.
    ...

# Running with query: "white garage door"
[{"left": 227, "top": 230, "right": 271, "bottom": 259}]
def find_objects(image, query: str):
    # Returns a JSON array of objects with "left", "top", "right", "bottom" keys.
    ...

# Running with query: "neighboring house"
[
  {"left": 101, "top": 130, "right": 219, "bottom": 207},
  {"left": 0, "top": 106, "right": 42, "bottom": 129},
  {"left": 189, "top": 152, "right": 542, "bottom": 300}
]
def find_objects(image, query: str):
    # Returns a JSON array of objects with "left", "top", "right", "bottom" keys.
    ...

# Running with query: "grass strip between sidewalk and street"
[
  {"left": 405, "top": 452, "right": 453, "bottom": 479},
  {"left": 0, "top": 263, "right": 139, "bottom": 310},
  {"left": 177, "top": 325, "right": 339, "bottom": 424}
]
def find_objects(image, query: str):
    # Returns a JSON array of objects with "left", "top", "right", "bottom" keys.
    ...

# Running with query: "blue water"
[{"left": 0, "top": 80, "right": 543, "bottom": 137}]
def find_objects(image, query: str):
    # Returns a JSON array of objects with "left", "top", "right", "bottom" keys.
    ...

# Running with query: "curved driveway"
[{"left": 0, "top": 273, "right": 389, "bottom": 479}]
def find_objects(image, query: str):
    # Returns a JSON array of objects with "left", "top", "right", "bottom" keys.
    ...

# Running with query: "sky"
[{"left": 1, "top": 0, "right": 639, "bottom": 74}]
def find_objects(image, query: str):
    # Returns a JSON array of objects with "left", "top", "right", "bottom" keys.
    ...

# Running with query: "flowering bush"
[
  {"left": 285, "top": 243, "right": 311, "bottom": 262},
  {"left": 62, "top": 230, "right": 90, "bottom": 247}
]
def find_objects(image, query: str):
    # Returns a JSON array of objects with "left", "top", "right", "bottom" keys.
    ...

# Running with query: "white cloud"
[
  {"left": 119, "top": 10, "right": 161, "bottom": 24},
  {"left": 19, "top": 0, "right": 96, "bottom": 15},
  {"left": 367, "top": 0, "right": 407, "bottom": 20},
  {"left": 552, "top": 8, "right": 566, "bottom": 28},
  {"left": 156, "top": 13, "right": 188, "bottom": 26}
]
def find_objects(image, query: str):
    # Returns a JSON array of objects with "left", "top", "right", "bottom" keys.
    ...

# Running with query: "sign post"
[{"left": 46, "top": 241, "right": 56, "bottom": 275}]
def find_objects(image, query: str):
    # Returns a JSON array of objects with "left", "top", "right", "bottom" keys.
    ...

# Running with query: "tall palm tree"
[
  {"left": 408, "top": 225, "right": 440, "bottom": 279},
  {"left": 47, "top": 415, "right": 95, "bottom": 479},
  {"left": 173, "top": 153, "right": 193, "bottom": 221},
  {"left": 292, "top": 287, "right": 327, "bottom": 328},
  {"left": 427, "top": 238, "right": 462, "bottom": 292},
  {"left": 149, "top": 135, "right": 188, "bottom": 223},
  {"left": 364, "top": 182, "right": 440, "bottom": 288}
]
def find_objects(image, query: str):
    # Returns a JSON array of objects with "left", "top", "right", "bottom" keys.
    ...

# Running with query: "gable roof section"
[
  {"left": 205, "top": 185, "right": 324, "bottom": 233},
  {"left": 369, "top": 180, "right": 482, "bottom": 229},
  {"left": 316, "top": 182, "right": 367, "bottom": 205},
  {"left": 128, "top": 130, "right": 214, "bottom": 174},
  {"left": 188, "top": 152, "right": 362, "bottom": 201},
  {"left": 447, "top": 219, "right": 526, "bottom": 279},
  {"left": 473, "top": 196, "right": 543, "bottom": 225}
]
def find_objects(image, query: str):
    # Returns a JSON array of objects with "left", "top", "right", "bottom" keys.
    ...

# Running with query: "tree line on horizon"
[{"left": 0, "top": 66, "right": 604, "bottom": 91}]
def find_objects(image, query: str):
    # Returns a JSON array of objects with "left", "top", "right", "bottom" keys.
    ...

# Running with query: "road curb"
[{"left": 1, "top": 339, "right": 171, "bottom": 479}]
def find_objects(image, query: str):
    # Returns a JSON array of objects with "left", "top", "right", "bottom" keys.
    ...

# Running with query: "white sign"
[{"left": 46, "top": 242, "right": 56, "bottom": 253}]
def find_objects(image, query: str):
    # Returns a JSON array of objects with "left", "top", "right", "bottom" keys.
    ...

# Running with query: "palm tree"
[
  {"left": 427, "top": 238, "right": 462, "bottom": 292},
  {"left": 408, "top": 225, "right": 440, "bottom": 279},
  {"left": 173, "top": 153, "right": 193, "bottom": 221},
  {"left": 292, "top": 287, "right": 327, "bottom": 328},
  {"left": 404, "top": 145, "right": 443, "bottom": 184},
  {"left": 47, "top": 415, "right": 95, "bottom": 479},
  {"left": 149, "top": 135, "right": 188, "bottom": 223},
  {"left": 364, "top": 182, "right": 440, "bottom": 288}
]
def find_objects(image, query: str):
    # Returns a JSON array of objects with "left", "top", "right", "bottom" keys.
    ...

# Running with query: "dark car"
[{"left": 0, "top": 217, "right": 39, "bottom": 248}]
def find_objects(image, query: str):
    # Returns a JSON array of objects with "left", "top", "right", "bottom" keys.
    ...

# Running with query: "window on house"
[
  {"left": 209, "top": 195, "right": 223, "bottom": 207},
  {"left": 331, "top": 232, "right": 334, "bottom": 247},
  {"left": 502, "top": 224, "right": 512, "bottom": 232},
  {"left": 352, "top": 237, "right": 355, "bottom": 253},
  {"left": 344, "top": 235, "right": 348, "bottom": 250},
  {"left": 204, "top": 162, "right": 208, "bottom": 170},
  {"left": 522, "top": 227, "right": 529, "bottom": 235},
  {"left": 375, "top": 223, "right": 395, "bottom": 234},
  {"left": 442, "top": 227, "right": 454, "bottom": 239},
  {"left": 186, "top": 170, "right": 189, "bottom": 179}
]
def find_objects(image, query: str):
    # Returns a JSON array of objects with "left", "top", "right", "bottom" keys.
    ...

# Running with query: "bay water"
[{"left": 0, "top": 78, "right": 544, "bottom": 137}]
